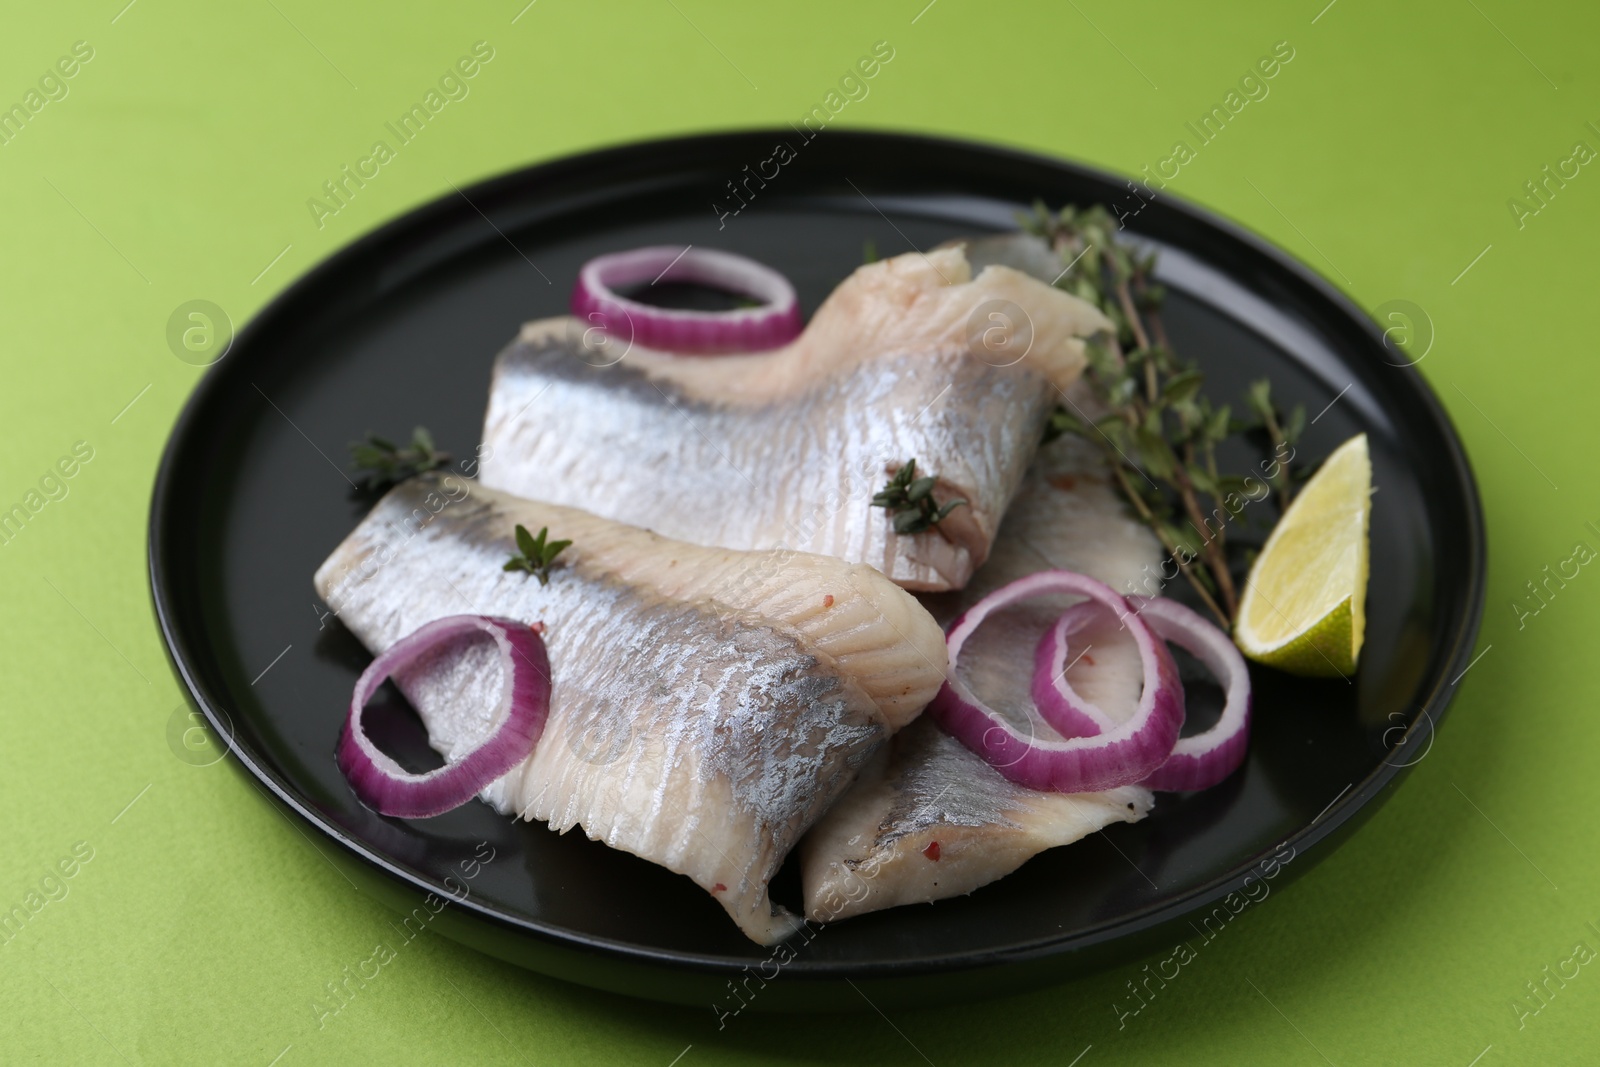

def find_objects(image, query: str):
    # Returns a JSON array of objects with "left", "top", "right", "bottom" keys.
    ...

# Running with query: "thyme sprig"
[
  {"left": 873, "top": 459, "right": 967, "bottom": 535},
  {"left": 1023, "top": 203, "right": 1305, "bottom": 628},
  {"left": 1245, "top": 379, "right": 1305, "bottom": 513},
  {"left": 503, "top": 524, "right": 571, "bottom": 586},
  {"left": 349, "top": 426, "right": 451, "bottom": 493}
]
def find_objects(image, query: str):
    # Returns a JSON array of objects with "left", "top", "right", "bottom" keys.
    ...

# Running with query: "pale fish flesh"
[
  {"left": 314, "top": 472, "right": 947, "bottom": 944},
  {"left": 801, "top": 434, "right": 1164, "bottom": 922},
  {"left": 479, "top": 246, "right": 1111, "bottom": 592}
]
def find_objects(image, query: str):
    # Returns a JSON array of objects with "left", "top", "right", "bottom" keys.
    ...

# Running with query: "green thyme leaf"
[
  {"left": 1246, "top": 379, "right": 1274, "bottom": 422},
  {"left": 1284, "top": 404, "right": 1307, "bottom": 445},
  {"left": 348, "top": 426, "right": 453, "bottom": 493},
  {"left": 515, "top": 523, "right": 539, "bottom": 559},
  {"left": 1206, "top": 403, "right": 1232, "bottom": 442},
  {"left": 504, "top": 524, "right": 572, "bottom": 586},
  {"left": 1163, "top": 369, "right": 1203, "bottom": 405},
  {"left": 873, "top": 459, "right": 965, "bottom": 535}
]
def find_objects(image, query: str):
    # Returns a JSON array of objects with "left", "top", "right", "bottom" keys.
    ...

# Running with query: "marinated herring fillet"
[
  {"left": 314, "top": 473, "right": 947, "bottom": 944},
  {"left": 801, "top": 435, "right": 1163, "bottom": 921},
  {"left": 479, "top": 247, "right": 1111, "bottom": 592}
]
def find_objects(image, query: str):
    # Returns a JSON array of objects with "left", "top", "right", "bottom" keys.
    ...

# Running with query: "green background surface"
[{"left": 1, "top": 1, "right": 1593, "bottom": 1063}]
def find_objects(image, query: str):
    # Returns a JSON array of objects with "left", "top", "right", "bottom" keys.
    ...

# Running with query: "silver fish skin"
[
  {"left": 313, "top": 472, "right": 946, "bottom": 944},
  {"left": 479, "top": 247, "right": 1111, "bottom": 592},
  {"left": 801, "top": 435, "right": 1164, "bottom": 921},
  {"left": 801, "top": 720, "right": 1154, "bottom": 922}
]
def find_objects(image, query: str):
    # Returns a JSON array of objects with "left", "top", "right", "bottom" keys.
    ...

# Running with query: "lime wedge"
[{"left": 1235, "top": 433, "right": 1372, "bottom": 677}]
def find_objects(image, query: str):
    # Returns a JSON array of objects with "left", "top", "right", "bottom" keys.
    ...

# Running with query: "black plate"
[{"left": 149, "top": 130, "right": 1485, "bottom": 1011}]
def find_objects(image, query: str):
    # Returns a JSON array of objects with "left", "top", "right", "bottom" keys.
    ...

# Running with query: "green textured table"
[{"left": 3, "top": 1, "right": 1594, "bottom": 1063}]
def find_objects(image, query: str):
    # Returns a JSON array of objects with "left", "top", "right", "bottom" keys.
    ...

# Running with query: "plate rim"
[{"left": 147, "top": 127, "right": 1487, "bottom": 987}]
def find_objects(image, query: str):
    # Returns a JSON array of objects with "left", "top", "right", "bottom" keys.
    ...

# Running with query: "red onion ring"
[
  {"left": 571, "top": 246, "right": 803, "bottom": 354},
  {"left": 928, "top": 571, "right": 1184, "bottom": 793},
  {"left": 337, "top": 615, "right": 550, "bottom": 818},
  {"left": 1133, "top": 597, "right": 1252, "bottom": 791},
  {"left": 1033, "top": 597, "right": 1252, "bottom": 792},
  {"left": 1030, "top": 602, "right": 1124, "bottom": 738}
]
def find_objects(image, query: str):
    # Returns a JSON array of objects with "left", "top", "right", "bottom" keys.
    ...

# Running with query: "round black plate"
[{"left": 149, "top": 130, "right": 1485, "bottom": 1011}]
